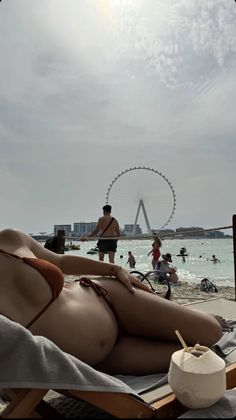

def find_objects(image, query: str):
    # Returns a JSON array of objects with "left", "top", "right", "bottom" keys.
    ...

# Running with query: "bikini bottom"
[
  {"left": 76, "top": 278, "right": 122, "bottom": 344},
  {"left": 75, "top": 277, "right": 108, "bottom": 296}
]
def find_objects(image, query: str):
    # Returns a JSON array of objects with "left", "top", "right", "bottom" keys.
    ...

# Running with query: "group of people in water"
[
  {"left": 123, "top": 236, "right": 179, "bottom": 284},
  {"left": 124, "top": 240, "right": 221, "bottom": 286},
  {"left": 147, "top": 236, "right": 179, "bottom": 284},
  {"left": 79, "top": 205, "right": 220, "bottom": 278},
  {"left": 113, "top": 236, "right": 177, "bottom": 284}
]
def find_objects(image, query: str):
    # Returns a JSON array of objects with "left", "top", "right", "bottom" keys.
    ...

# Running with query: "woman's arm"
[
  {"left": 21, "top": 230, "right": 119, "bottom": 275},
  {"left": 60, "top": 255, "right": 154, "bottom": 293},
  {"left": 16, "top": 229, "right": 153, "bottom": 294}
]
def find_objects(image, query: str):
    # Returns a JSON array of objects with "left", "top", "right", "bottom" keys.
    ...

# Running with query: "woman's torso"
[
  {"left": 0, "top": 245, "right": 118, "bottom": 365},
  {"left": 158, "top": 260, "right": 169, "bottom": 273},
  {"left": 152, "top": 247, "right": 160, "bottom": 260}
]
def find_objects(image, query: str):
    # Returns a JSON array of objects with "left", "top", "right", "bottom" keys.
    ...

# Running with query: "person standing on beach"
[
  {"left": 126, "top": 251, "right": 136, "bottom": 269},
  {"left": 148, "top": 235, "right": 162, "bottom": 269},
  {"left": 82, "top": 205, "right": 120, "bottom": 263}
]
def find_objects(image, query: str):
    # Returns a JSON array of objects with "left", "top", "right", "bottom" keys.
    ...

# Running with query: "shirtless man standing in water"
[{"left": 85, "top": 205, "right": 120, "bottom": 263}]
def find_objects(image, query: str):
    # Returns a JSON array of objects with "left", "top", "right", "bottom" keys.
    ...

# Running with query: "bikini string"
[
  {"left": 25, "top": 298, "right": 54, "bottom": 329},
  {"left": 76, "top": 277, "right": 108, "bottom": 296}
]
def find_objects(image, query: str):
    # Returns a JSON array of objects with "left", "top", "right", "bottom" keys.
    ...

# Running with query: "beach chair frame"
[
  {"left": 130, "top": 269, "right": 171, "bottom": 299},
  {"left": 1, "top": 362, "right": 236, "bottom": 419}
]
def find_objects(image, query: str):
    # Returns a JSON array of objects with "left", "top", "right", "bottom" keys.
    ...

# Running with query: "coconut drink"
[{"left": 168, "top": 331, "right": 226, "bottom": 409}]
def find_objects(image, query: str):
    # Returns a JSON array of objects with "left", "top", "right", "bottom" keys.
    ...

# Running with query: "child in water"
[
  {"left": 126, "top": 251, "right": 136, "bottom": 269},
  {"left": 211, "top": 254, "right": 220, "bottom": 263}
]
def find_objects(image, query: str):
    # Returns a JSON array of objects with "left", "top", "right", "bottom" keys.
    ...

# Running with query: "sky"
[{"left": 0, "top": 0, "right": 236, "bottom": 234}]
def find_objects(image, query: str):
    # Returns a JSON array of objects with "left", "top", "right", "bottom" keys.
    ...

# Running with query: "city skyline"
[{"left": 42, "top": 221, "right": 231, "bottom": 239}]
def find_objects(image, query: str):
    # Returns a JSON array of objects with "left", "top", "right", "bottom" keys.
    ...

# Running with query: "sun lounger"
[
  {"left": 2, "top": 365, "right": 236, "bottom": 418},
  {"left": 1, "top": 297, "right": 236, "bottom": 418},
  {"left": 141, "top": 297, "right": 236, "bottom": 407},
  {"left": 0, "top": 315, "right": 155, "bottom": 418}
]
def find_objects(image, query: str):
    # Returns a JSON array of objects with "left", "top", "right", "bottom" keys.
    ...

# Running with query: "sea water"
[{"left": 67, "top": 238, "right": 234, "bottom": 287}]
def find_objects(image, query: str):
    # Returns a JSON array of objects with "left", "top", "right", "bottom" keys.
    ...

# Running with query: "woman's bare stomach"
[{"left": 29, "top": 281, "right": 119, "bottom": 366}]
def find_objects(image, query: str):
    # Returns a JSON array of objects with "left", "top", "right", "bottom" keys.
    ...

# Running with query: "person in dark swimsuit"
[
  {"left": 0, "top": 228, "right": 223, "bottom": 375},
  {"left": 81, "top": 205, "right": 120, "bottom": 263}
]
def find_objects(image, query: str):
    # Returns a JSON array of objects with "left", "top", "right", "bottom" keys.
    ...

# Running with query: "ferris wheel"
[{"left": 105, "top": 166, "right": 176, "bottom": 231}]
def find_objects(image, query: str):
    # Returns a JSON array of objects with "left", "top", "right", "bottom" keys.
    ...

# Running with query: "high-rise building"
[
  {"left": 123, "top": 224, "right": 142, "bottom": 235},
  {"left": 73, "top": 222, "right": 97, "bottom": 236},
  {"left": 54, "top": 224, "right": 72, "bottom": 237}
]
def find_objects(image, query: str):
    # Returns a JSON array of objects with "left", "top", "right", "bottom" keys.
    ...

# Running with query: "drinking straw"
[{"left": 175, "top": 330, "right": 190, "bottom": 352}]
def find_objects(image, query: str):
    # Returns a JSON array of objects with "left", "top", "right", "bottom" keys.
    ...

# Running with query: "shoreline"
[
  {"left": 154, "top": 281, "right": 235, "bottom": 305},
  {"left": 66, "top": 274, "right": 235, "bottom": 305}
]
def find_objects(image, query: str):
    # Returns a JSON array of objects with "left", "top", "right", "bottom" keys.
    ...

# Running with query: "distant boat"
[
  {"left": 87, "top": 246, "right": 108, "bottom": 255},
  {"left": 64, "top": 243, "right": 81, "bottom": 252},
  {"left": 87, "top": 246, "right": 99, "bottom": 255},
  {"left": 70, "top": 244, "right": 81, "bottom": 250}
]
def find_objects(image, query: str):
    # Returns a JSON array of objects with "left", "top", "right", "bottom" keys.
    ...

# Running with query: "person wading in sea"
[
  {"left": 81, "top": 205, "right": 120, "bottom": 263},
  {"left": 148, "top": 235, "right": 162, "bottom": 269},
  {"left": 126, "top": 251, "right": 136, "bottom": 269}
]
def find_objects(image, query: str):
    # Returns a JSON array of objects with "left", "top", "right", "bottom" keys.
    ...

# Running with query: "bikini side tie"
[{"left": 77, "top": 277, "right": 108, "bottom": 296}]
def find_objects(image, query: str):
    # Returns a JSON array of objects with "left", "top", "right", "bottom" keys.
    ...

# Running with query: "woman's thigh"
[
  {"left": 96, "top": 335, "right": 180, "bottom": 375},
  {"left": 94, "top": 278, "right": 222, "bottom": 346}
]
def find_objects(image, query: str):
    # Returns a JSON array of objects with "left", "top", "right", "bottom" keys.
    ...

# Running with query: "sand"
[
  {"left": 66, "top": 274, "right": 235, "bottom": 305},
  {"left": 154, "top": 280, "right": 235, "bottom": 305}
]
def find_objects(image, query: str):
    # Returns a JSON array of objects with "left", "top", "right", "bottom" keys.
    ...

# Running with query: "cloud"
[{"left": 0, "top": 0, "right": 235, "bottom": 232}]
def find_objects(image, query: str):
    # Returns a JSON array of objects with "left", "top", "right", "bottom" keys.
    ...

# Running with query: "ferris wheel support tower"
[{"left": 132, "top": 199, "right": 152, "bottom": 235}]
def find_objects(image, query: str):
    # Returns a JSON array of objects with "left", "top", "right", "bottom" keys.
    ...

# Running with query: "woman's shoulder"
[{"left": 0, "top": 229, "right": 25, "bottom": 245}]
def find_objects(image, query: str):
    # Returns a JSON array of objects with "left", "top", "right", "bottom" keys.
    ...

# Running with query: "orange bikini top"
[
  {"left": 0, "top": 248, "right": 64, "bottom": 328},
  {"left": 0, "top": 248, "right": 64, "bottom": 299}
]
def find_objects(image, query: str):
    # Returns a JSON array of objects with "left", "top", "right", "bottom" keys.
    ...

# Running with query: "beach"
[
  {"left": 65, "top": 273, "right": 235, "bottom": 305},
  {"left": 65, "top": 237, "right": 236, "bottom": 305},
  {"left": 160, "top": 281, "right": 235, "bottom": 305},
  {"left": 76, "top": 237, "right": 234, "bottom": 287}
]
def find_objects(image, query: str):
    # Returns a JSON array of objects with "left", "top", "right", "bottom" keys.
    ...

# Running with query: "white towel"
[
  {"left": 179, "top": 389, "right": 236, "bottom": 418},
  {"left": 0, "top": 315, "right": 135, "bottom": 394},
  {"left": 213, "top": 321, "right": 236, "bottom": 358}
]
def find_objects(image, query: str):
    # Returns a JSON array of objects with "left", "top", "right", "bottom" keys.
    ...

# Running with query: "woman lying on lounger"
[{"left": 0, "top": 229, "right": 223, "bottom": 375}]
